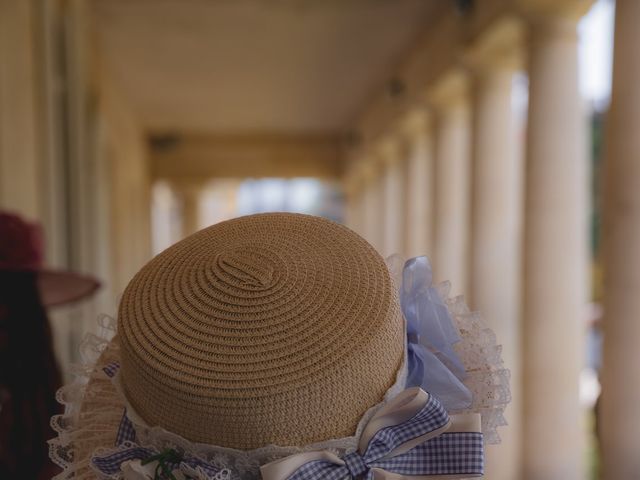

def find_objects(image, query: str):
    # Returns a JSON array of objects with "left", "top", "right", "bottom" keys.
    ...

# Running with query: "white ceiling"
[{"left": 91, "top": 0, "right": 437, "bottom": 133}]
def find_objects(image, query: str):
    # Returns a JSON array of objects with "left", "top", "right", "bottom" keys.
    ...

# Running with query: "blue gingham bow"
[{"left": 260, "top": 388, "right": 483, "bottom": 480}]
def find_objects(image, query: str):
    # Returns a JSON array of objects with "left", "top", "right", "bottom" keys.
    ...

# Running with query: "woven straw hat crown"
[{"left": 118, "top": 213, "right": 404, "bottom": 450}]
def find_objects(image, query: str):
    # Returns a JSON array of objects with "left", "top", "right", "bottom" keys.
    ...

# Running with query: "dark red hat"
[{"left": 0, "top": 211, "right": 100, "bottom": 307}]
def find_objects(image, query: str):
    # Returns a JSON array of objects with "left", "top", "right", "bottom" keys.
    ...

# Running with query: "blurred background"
[{"left": 1, "top": 0, "right": 639, "bottom": 478}]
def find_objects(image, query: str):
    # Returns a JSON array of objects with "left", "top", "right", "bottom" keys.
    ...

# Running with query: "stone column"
[
  {"left": 151, "top": 181, "right": 183, "bottom": 254},
  {"left": 343, "top": 174, "right": 354, "bottom": 232},
  {"left": 402, "top": 109, "right": 434, "bottom": 259},
  {"left": 380, "top": 138, "right": 406, "bottom": 257},
  {"left": 0, "top": 0, "right": 44, "bottom": 220},
  {"left": 361, "top": 160, "right": 384, "bottom": 253},
  {"left": 372, "top": 160, "right": 387, "bottom": 255},
  {"left": 601, "top": 0, "right": 640, "bottom": 478},
  {"left": 353, "top": 179, "right": 366, "bottom": 238},
  {"left": 173, "top": 181, "right": 206, "bottom": 238},
  {"left": 343, "top": 167, "right": 362, "bottom": 235},
  {"left": 467, "top": 20, "right": 524, "bottom": 480},
  {"left": 522, "top": 13, "right": 588, "bottom": 480},
  {"left": 429, "top": 71, "right": 471, "bottom": 294}
]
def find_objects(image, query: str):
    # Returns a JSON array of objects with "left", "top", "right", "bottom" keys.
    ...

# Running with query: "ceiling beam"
[{"left": 149, "top": 133, "right": 344, "bottom": 181}]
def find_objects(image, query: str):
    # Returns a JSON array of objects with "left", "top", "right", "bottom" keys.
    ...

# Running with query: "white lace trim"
[
  {"left": 49, "top": 315, "right": 122, "bottom": 480},
  {"left": 437, "top": 281, "right": 511, "bottom": 444}
]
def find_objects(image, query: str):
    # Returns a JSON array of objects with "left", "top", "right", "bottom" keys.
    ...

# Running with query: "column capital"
[
  {"left": 425, "top": 68, "right": 470, "bottom": 112},
  {"left": 375, "top": 135, "right": 405, "bottom": 168},
  {"left": 525, "top": 12, "right": 581, "bottom": 45},
  {"left": 517, "top": 0, "right": 595, "bottom": 21},
  {"left": 465, "top": 16, "right": 525, "bottom": 74},
  {"left": 399, "top": 108, "right": 432, "bottom": 142},
  {"left": 355, "top": 155, "right": 381, "bottom": 186}
]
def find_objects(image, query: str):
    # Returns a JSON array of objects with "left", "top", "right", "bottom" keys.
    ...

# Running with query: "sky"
[{"left": 578, "top": 0, "right": 615, "bottom": 110}]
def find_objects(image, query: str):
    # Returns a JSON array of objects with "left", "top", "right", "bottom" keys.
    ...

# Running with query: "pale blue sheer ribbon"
[{"left": 401, "top": 256, "right": 472, "bottom": 411}]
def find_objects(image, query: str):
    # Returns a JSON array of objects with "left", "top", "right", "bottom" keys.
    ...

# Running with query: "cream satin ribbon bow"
[{"left": 260, "top": 388, "right": 483, "bottom": 480}]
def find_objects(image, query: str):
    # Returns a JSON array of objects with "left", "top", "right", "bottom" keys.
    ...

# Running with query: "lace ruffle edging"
[
  {"left": 49, "top": 314, "right": 122, "bottom": 480},
  {"left": 440, "top": 282, "right": 511, "bottom": 444}
]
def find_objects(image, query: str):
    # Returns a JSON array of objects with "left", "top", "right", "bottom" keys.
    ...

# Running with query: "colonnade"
[
  {"left": 343, "top": 7, "right": 590, "bottom": 480},
  {"left": 2, "top": 0, "right": 632, "bottom": 476}
]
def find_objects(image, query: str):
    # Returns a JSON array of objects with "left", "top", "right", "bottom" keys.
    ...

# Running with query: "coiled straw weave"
[{"left": 118, "top": 213, "right": 404, "bottom": 449}]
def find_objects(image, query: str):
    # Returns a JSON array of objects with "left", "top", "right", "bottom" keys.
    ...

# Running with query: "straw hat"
[
  {"left": 50, "top": 212, "right": 509, "bottom": 480},
  {"left": 119, "top": 212, "right": 404, "bottom": 448},
  {"left": 0, "top": 211, "right": 99, "bottom": 306}
]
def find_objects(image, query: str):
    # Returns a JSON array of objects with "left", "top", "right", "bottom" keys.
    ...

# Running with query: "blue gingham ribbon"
[
  {"left": 92, "top": 363, "right": 225, "bottom": 479},
  {"left": 102, "top": 362, "right": 137, "bottom": 445},
  {"left": 261, "top": 388, "right": 483, "bottom": 480},
  {"left": 91, "top": 441, "right": 225, "bottom": 479}
]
